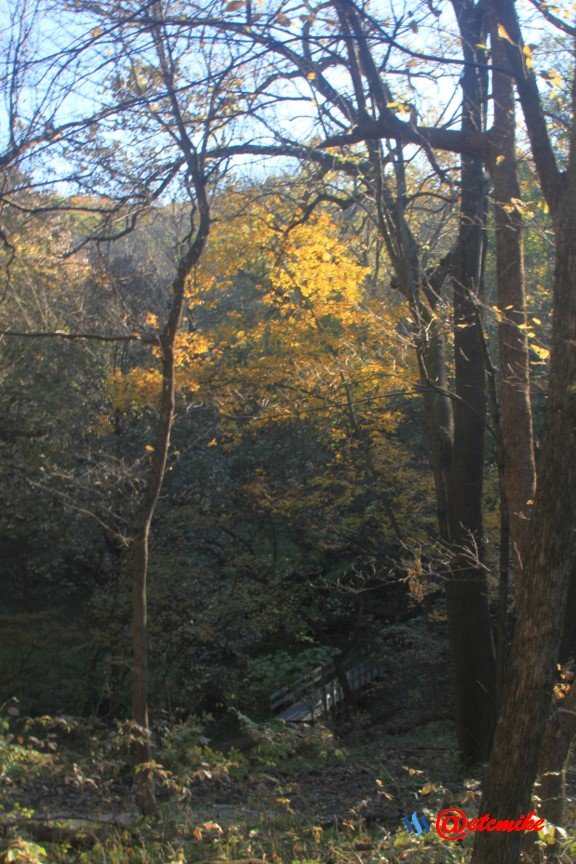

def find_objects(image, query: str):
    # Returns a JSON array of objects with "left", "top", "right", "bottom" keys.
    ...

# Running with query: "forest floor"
[{"left": 1, "top": 708, "right": 575, "bottom": 864}]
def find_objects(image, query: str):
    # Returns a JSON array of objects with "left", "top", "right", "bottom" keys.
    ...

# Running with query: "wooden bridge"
[{"left": 269, "top": 657, "right": 386, "bottom": 722}]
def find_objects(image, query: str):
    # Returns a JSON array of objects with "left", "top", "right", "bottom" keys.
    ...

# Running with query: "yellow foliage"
[
  {"left": 269, "top": 212, "right": 369, "bottom": 316},
  {"left": 108, "top": 195, "right": 415, "bottom": 511}
]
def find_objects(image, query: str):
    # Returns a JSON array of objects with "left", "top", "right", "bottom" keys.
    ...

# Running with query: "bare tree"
[{"left": 1, "top": 0, "right": 273, "bottom": 811}]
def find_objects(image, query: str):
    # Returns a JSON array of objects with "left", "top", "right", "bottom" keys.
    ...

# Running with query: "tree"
[
  {"left": 469, "top": 3, "right": 576, "bottom": 861},
  {"left": 1, "top": 0, "right": 268, "bottom": 812},
  {"left": 111, "top": 186, "right": 426, "bottom": 705},
  {"left": 193, "top": 0, "right": 500, "bottom": 764},
  {"left": 486, "top": 0, "right": 536, "bottom": 591}
]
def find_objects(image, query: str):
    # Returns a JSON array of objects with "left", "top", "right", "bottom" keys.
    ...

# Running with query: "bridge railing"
[{"left": 269, "top": 656, "right": 386, "bottom": 721}]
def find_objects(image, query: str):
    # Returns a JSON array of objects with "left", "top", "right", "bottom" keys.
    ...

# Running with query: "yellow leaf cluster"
[{"left": 269, "top": 213, "right": 369, "bottom": 316}]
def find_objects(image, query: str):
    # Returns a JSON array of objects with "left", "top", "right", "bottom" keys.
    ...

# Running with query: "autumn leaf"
[
  {"left": 145, "top": 312, "right": 158, "bottom": 327},
  {"left": 522, "top": 44, "right": 534, "bottom": 70},
  {"left": 386, "top": 100, "right": 410, "bottom": 114},
  {"left": 497, "top": 23, "right": 516, "bottom": 44},
  {"left": 403, "top": 765, "right": 424, "bottom": 776},
  {"left": 531, "top": 344, "right": 550, "bottom": 361},
  {"left": 540, "top": 68, "right": 563, "bottom": 89}
]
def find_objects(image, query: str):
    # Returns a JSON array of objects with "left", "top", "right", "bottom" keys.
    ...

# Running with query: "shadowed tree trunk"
[
  {"left": 470, "top": 32, "right": 576, "bottom": 858},
  {"left": 534, "top": 685, "right": 576, "bottom": 833},
  {"left": 445, "top": 0, "right": 496, "bottom": 765},
  {"left": 533, "top": 558, "right": 576, "bottom": 859},
  {"left": 487, "top": 2, "right": 536, "bottom": 588},
  {"left": 415, "top": 254, "right": 455, "bottom": 543}
]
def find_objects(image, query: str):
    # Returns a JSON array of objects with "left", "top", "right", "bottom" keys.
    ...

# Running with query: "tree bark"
[
  {"left": 533, "top": 560, "right": 576, "bottom": 858},
  {"left": 487, "top": 5, "right": 536, "bottom": 585},
  {"left": 470, "top": 75, "right": 576, "bottom": 863},
  {"left": 415, "top": 259, "right": 454, "bottom": 543},
  {"left": 445, "top": 0, "right": 496, "bottom": 766},
  {"left": 476, "top": 308, "right": 511, "bottom": 707},
  {"left": 128, "top": 5, "right": 214, "bottom": 814},
  {"left": 364, "top": 130, "right": 495, "bottom": 765},
  {"left": 534, "top": 685, "right": 576, "bottom": 831},
  {"left": 310, "top": 0, "right": 497, "bottom": 766},
  {"left": 559, "top": 556, "right": 576, "bottom": 663}
]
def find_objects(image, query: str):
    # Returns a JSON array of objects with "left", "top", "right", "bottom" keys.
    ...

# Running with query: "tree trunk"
[
  {"left": 415, "top": 266, "right": 454, "bottom": 542},
  {"left": 446, "top": 202, "right": 497, "bottom": 762},
  {"left": 130, "top": 160, "right": 210, "bottom": 814},
  {"left": 341, "top": 0, "right": 497, "bottom": 765},
  {"left": 130, "top": 313, "right": 183, "bottom": 814},
  {"left": 487, "top": 4, "right": 536, "bottom": 585},
  {"left": 470, "top": 96, "right": 576, "bottom": 864},
  {"left": 534, "top": 685, "right": 576, "bottom": 832},
  {"left": 332, "top": 654, "right": 356, "bottom": 707},
  {"left": 476, "top": 312, "right": 511, "bottom": 707},
  {"left": 559, "top": 556, "right": 576, "bottom": 662},
  {"left": 446, "top": 0, "right": 496, "bottom": 765},
  {"left": 533, "top": 560, "right": 576, "bottom": 858}
]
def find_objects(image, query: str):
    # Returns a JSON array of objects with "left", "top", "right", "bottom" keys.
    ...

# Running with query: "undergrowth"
[{"left": 0, "top": 706, "right": 574, "bottom": 864}]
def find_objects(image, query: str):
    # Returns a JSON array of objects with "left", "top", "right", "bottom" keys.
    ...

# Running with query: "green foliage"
[
  {"left": 235, "top": 713, "right": 346, "bottom": 766},
  {"left": 155, "top": 716, "right": 242, "bottom": 787},
  {"left": 243, "top": 648, "right": 334, "bottom": 698}
]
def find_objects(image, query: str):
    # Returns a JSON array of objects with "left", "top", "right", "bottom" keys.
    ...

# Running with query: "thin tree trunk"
[
  {"left": 368, "top": 130, "right": 496, "bottom": 762},
  {"left": 535, "top": 686, "right": 576, "bottom": 831},
  {"left": 476, "top": 308, "right": 511, "bottom": 707},
  {"left": 447, "top": 220, "right": 497, "bottom": 763},
  {"left": 339, "top": 0, "right": 496, "bottom": 765},
  {"left": 332, "top": 654, "right": 355, "bottom": 706},
  {"left": 130, "top": 160, "right": 210, "bottom": 815}
]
